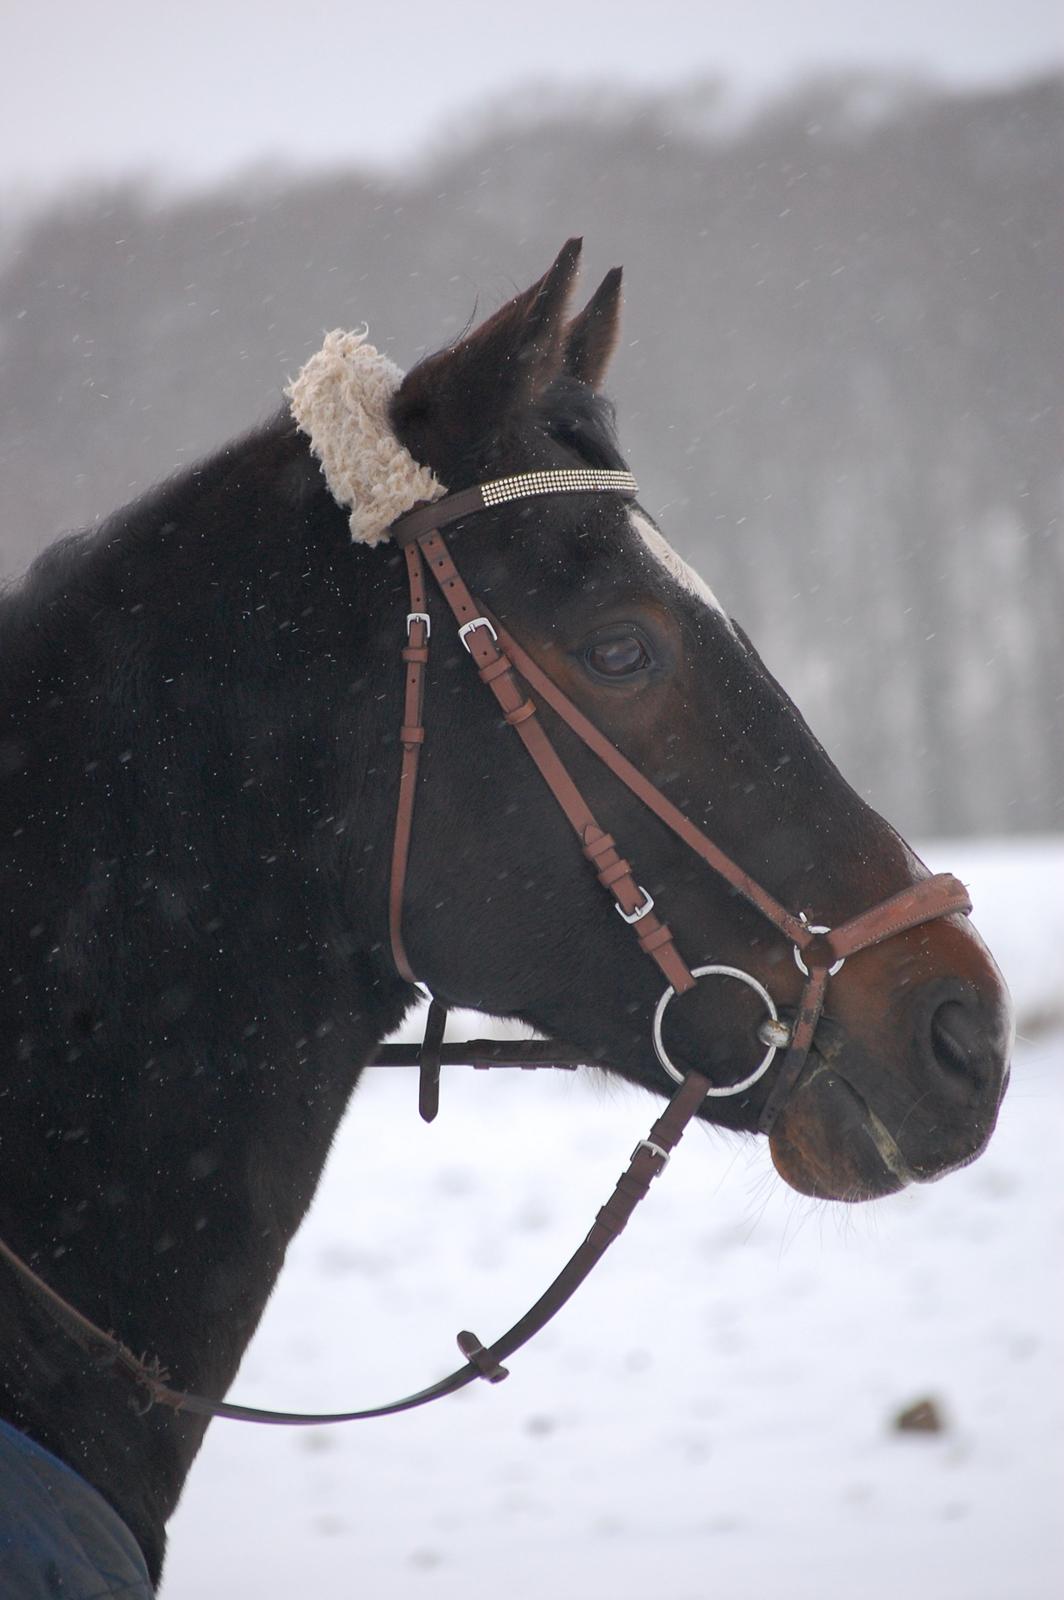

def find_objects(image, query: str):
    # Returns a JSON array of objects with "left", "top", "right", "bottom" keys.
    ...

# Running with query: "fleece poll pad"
[{"left": 286, "top": 330, "right": 445, "bottom": 545}]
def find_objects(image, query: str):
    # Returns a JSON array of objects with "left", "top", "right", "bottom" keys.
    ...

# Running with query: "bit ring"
[{"left": 652, "top": 965, "right": 786, "bottom": 1096}]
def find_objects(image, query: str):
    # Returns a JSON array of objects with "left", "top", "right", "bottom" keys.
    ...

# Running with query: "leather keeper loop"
[
  {"left": 402, "top": 646, "right": 429, "bottom": 664},
  {"left": 594, "top": 1202, "right": 628, "bottom": 1239},
  {"left": 616, "top": 1170, "right": 652, "bottom": 1205},
  {"left": 504, "top": 699, "right": 538, "bottom": 727},
  {"left": 637, "top": 924, "right": 676, "bottom": 955},
  {"left": 597, "top": 857, "right": 633, "bottom": 890},
  {"left": 456, "top": 1330, "right": 509, "bottom": 1383},
  {"left": 400, "top": 726, "right": 425, "bottom": 746},
  {"left": 479, "top": 655, "right": 512, "bottom": 684},
  {"left": 582, "top": 829, "right": 616, "bottom": 861}
]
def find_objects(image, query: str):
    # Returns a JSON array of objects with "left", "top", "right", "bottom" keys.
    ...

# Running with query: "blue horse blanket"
[{"left": 0, "top": 1418, "right": 153, "bottom": 1597}]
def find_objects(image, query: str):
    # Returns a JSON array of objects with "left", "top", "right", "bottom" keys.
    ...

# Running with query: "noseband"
[{"left": 2, "top": 470, "right": 972, "bottom": 1432}]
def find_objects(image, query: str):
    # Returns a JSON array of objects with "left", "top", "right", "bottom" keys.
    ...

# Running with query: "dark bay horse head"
[{"left": 376, "top": 239, "right": 1012, "bottom": 1200}]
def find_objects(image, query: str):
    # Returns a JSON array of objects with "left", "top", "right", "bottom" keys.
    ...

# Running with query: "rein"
[{"left": 0, "top": 469, "right": 971, "bottom": 1430}]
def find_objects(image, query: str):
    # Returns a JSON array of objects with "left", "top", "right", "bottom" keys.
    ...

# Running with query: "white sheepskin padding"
[{"left": 285, "top": 329, "right": 446, "bottom": 545}]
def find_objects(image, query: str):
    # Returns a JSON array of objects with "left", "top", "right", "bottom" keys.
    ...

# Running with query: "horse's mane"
[
  {"left": 0, "top": 412, "right": 301, "bottom": 697},
  {"left": 1, "top": 372, "right": 623, "bottom": 706}
]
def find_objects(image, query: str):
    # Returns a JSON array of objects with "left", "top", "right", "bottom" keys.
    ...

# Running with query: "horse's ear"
[
  {"left": 563, "top": 267, "right": 623, "bottom": 390},
  {"left": 392, "top": 239, "right": 583, "bottom": 474}
]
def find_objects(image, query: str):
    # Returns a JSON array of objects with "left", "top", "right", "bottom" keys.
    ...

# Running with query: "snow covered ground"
[{"left": 162, "top": 838, "right": 1064, "bottom": 1600}]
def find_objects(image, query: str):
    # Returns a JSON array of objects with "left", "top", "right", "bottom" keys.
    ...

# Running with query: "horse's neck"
[{"left": 0, "top": 423, "right": 411, "bottom": 1579}]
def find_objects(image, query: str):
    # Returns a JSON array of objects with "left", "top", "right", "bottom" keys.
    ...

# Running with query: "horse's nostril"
[{"left": 927, "top": 997, "right": 991, "bottom": 1094}]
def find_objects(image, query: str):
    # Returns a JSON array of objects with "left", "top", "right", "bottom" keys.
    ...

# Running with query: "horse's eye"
[{"left": 585, "top": 635, "right": 651, "bottom": 679}]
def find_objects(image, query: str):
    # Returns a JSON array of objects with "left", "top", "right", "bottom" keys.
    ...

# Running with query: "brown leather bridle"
[
  {"left": 1, "top": 469, "right": 972, "bottom": 1430},
  {"left": 384, "top": 468, "right": 972, "bottom": 1138}
]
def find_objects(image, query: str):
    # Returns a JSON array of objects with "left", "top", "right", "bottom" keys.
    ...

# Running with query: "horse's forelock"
[{"left": 540, "top": 376, "right": 623, "bottom": 471}]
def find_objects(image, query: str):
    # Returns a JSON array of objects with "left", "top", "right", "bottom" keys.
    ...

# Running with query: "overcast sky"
[{"left": 2, "top": 0, "right": 1060, "bottom": 197}]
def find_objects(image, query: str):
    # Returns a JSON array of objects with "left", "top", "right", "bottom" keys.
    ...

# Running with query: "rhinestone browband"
[
  {"left": 390, "top": 468, "right": 639, "bottom": 547},
  {"left": 479, "top": 469, "right": 638, "bottom": 507}
]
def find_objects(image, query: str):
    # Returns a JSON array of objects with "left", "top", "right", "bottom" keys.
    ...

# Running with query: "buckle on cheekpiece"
[
  {"left": 458, "top": 617, "right": 498, "bottom": 652},
  {"left": 616, "top": 886, "right": 655, "bottom": 924}
]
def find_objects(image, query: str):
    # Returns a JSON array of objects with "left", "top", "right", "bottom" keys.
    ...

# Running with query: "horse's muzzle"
[{"left": 766, "top": 957, "right": 1013, "bottom": 1202}]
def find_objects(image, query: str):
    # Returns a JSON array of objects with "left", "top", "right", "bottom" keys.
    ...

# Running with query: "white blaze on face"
[{"left": 630, "top": 509, "right": 730, "bottom": 623}]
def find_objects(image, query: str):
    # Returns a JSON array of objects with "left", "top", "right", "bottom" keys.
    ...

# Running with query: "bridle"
[
  {"left": 384, "top": 467, "right": 971, "bottom": 1137},
  {"left": 0, "top": 468, "right": 972, "bottom": 1430}
]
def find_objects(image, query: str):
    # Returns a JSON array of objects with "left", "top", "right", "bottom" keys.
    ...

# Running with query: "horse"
[{"left": 0, "top": 239, "right": 1011, "bottom": 1594}]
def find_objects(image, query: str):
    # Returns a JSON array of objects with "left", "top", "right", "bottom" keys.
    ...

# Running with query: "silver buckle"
[
  {"left": 793, "top": 916, "right": 845, "bottom": 977},
  {"left": 632, "top": 1139, "right": 670, "bottom": 1168},
  {"left": 406, "top": 611, "right": 431, "bottom": 638},
  {"left": 458, "top": 617, "right": 498, "bottom": 652},
  {"left": 616, "top": 885, "right": 654, "bottom": 924}
]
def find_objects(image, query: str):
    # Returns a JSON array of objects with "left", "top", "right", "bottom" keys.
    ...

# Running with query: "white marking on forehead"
[{"left": 630, "top": 509, "right": 729, "bottom": 621}]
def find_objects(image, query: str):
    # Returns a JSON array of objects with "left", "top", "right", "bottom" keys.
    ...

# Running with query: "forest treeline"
[{"left": 0, "top": 74, "right": 1060, "bottom": 835}]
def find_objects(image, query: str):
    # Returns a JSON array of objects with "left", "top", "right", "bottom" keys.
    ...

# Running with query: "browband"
[{"left": 391, "top": 469, "right": 639, "bottom": 546}]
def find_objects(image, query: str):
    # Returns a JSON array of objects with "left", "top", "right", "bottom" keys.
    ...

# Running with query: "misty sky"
[{"left": 2, "top": 0, "right": 1060, "bottom": 197}]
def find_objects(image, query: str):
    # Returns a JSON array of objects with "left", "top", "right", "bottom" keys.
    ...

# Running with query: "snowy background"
[{"left": 162, "top": 837, "right": 1064, "bottom": 1600}]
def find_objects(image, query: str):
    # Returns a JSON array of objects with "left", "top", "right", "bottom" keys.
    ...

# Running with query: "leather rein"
[{"left": 1, "top": 468, "right": 972, "bottom": 1429}]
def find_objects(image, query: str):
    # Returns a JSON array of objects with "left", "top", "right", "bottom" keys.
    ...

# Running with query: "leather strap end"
[{"left": 418, "top": 998, "right": 448, "bottom": 1123}]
